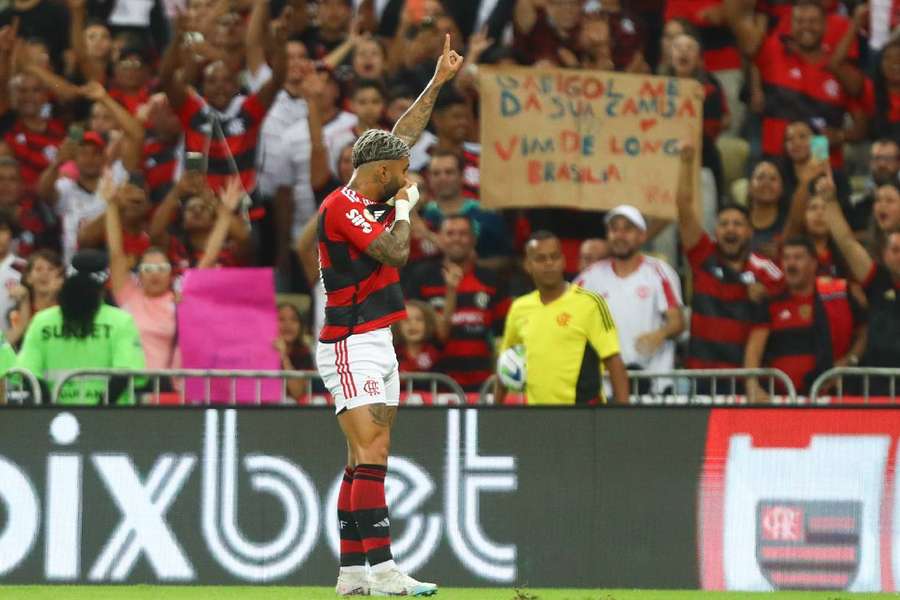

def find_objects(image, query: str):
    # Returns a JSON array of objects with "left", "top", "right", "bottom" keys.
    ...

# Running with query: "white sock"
[
  {"left": 370, "top": 559, "right": 397, "bottom": 575},
  {"left": 340, "top": 565, "right": 365, "bottom": 575}
]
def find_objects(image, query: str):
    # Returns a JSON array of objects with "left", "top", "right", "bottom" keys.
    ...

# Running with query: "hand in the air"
[{"left": 432, "top": 34, "right": 463, "bottom": 84}]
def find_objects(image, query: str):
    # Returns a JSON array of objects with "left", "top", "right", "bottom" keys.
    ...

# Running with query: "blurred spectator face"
[
  {"left": 119, "top": 183, "right": 149, "bottom": 223},
  {"left": 399, "top": 302, "right": 427, "bottom": 345},
  {"left": 353, "top": 38, "right": 385, "bottom": 80},
  {"left": 11, "top": 74, "right": 49, "bottom": 119},
  {"left": 27, "top": 256, "right": 62, "bottom": 294},
  {"left": 671, "top": 34, "right": 701, "bottom": 77},
  {"left": 0, "top": 163, "right": 21, "bottom": 208},
  {"left": 714, "top": 208, "right": 752, "bottom": 260},
  {"left": 525, "top": 237, "right": 566, "bottom": 288},
  {"left": 791, "top": 4, "right": 825, "bottom": 52},
  {"left": 580, "top": 17, "right": 613, "bottom": 69},
  {"left": 386, "top": 95, "right": 413, "bottom": 127},
  {"left": 422, "top": 0, "right": 445, "bottom": 19},
  {"left": 427, "top": 154, "right": 462, "bottom": 200},
  {"left": 278, "top": 304, "right": 303, "bottom": 344},
  {"left": 884, "top": 232, "right": 900, "bottom": 279},
  {"left": 804, "top": 195, "right": 828, "bottom": 237},
  {"left": 145, "top": 95, "right": 182, "bottom": 141},
  {"left": 433, "top": 103, "right": 471, "bottom": 145},
  {"left": 349, "top": 87, "right": 385, "bottom": 127},
  {"left": 881, "top": 44, "right": 900, "bottom": 87},
  {"left": 84, "top": 24, "right": 112, "bottom": 60},
  {"left": 749, "top": 161, "right": 783, "bottom": 206},
  {"left": 578, "top": 238, "right": 607, "bottom": 271},
  {"left": 338, "top": 144, "right": 354, "bottom": 181},
  {"left": 874, "top": 184, "right": 900, "bottom": 232},
  {"left": 24, "top": 40, "right": 50, "bottom": 70},
  {"left": 439, "top": 217, "right": 475, "bottom": 262},
  {"left": 317, "top": 71, "right": 341, "bottom": 114},
  {"left": 782, "top": 244, "right": 817, "bottom": 291},
  {"left": 138, "top": 250, "right": 172, "bottom": 297},
  {"left": 202, "top": 61, "right": 239, "bottom": 111},
  {"left": 75, "top": 143, "right": 105, "bottom": 179},
  {"left": 546, "top": 0, "right": 583, "bottom": 33},
  {"left": 113, "top": 53, "right": 148, "bottom": 92},
  {"left": 183, "top": 196, "right": 216, "bottom": 231},
  {"left": 286, "top": 41, "right": 314, "bottom": 83},
  {"left": 870, "top": 141, "right": 900, "bottom": 185},
  {"left": 435, "top": 16, "right": 464, "bottom": 51},
  {"left": 318, "top": 0, "right": 351, "bottom": 37},
  {"left": 661, "top": 20, "right": 686, "bottom": 70},
  {"left": 187, "top": 0, "right": 214, "bottom": 30},
  {"left": 213, "top": 12, "right": 244, "bottom": 49},
  {"left": 784, "top": 122, "right": 813, "bottom": 164},
  {"left": 607, "top": 216, "right": 645, "bottom": 260},
  {"left": 89, "top": 102, "right": 116, "bottom": 135}
]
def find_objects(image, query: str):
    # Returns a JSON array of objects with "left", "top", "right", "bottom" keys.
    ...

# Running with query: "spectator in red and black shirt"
[
  {"left": 676, "top": 142, "right": 783, "bottom": 372},
  {"left": 404, "top": 214, "right": 509, "bottom": 392},
  {"left": 393, "top": 299, "right": 442, "bottom": 374},
  {"left": 0, "top": 155, "right": 58, "bottom": 256},
  {"left": 512, "top": 0, "right": 582, "bottom": 66},
  {"left": 412, "top": 89, "right": 479, "bottom": 199},
  {"left": 745, "top": 237, "right": 864, "bottom": 398},
  {"left": 859, "top": 40, "right": 900, "bottom": 141},
  {"left": 726, "top": 0, "right": 862, "bottom": 168},
  {"left": 159, "top": 14, "right": 286, "bottom": 198},
  {"left": 0, "top": 72, "right": 65, "bottom": 188}
]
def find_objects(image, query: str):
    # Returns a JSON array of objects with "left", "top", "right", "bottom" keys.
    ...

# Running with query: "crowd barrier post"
[
  {"left": 809, "top": 367, "right": 900, "bottom": 404},
  {"left": 4, "top": 367, "right": 42, "bottom": 405}
]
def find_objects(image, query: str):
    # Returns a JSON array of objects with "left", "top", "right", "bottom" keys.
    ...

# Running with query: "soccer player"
[
  {"left": 495, "top": 231, "right": 630, "bottom": 405},
  {"left": 315, "top": 35, "right": 462, "bottom": 597}
]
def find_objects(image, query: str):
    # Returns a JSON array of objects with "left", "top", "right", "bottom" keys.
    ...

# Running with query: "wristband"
[
  {"left": 394, "top": 198, "right": 411, "bottom": 222},
  {"left": 405, "top": 183, "right": 420, "bottom": 210}
]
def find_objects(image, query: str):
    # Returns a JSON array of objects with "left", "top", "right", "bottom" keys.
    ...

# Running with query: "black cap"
[{"left": 71, "top": 249, "right": 109, "bottom": 274}]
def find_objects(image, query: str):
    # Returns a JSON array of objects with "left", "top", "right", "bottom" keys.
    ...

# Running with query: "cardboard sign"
[{"left": 479, "top": 66, "right": 703, "bottom": 220}]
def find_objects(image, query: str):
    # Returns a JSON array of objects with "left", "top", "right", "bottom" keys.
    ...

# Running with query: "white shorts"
[{"left": 316, "top": 328, "right": 400, "bottom": 415}]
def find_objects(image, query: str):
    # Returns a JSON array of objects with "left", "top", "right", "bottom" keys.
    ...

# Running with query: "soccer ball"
[{"left": 497, "top": 345, "right": 526, "bottom": 391}]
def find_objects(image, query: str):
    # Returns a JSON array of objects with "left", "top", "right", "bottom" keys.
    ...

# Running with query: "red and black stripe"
[
  {"left": 142, "top": 137, "right": 178, "bottom": 205},
  {"left": 338, "top": 466, "right": 365, "bottom": 568},
  {"left": 350, "top": 464, "right": 393, "bottom": 567},
  {"left": 5, "top": 119, "right": 66, "bottom": 187}
]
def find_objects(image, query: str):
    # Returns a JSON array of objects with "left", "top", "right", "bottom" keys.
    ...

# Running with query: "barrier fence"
[
  {"left": 3, "top": 367, "right": 899, "bottom": 406},
  {"left": 808, "top": 367, "right": 900, "bottom": 404},
  {"left": 47, "top": 369, "right": 467, "bottom": 406}
]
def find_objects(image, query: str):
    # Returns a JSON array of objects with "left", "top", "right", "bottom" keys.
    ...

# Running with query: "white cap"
[{"left": 604, "top": 204, "right": 647, "bottom": 232}]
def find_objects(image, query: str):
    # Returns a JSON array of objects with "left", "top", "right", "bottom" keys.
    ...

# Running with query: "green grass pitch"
[{"left": 0, "top": 588, "right": 895, "bottom": 600}]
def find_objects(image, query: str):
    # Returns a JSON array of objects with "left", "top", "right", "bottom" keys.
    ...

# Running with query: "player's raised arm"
[{"left": 391, "top": 34, "right": 463, "bottom": 147}]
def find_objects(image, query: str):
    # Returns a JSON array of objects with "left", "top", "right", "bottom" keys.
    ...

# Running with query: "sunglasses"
[{"left": 139, "top": 263, "right": 172, "bottom": 274}]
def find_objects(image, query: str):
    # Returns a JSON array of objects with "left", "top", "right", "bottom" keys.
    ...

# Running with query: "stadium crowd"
[{"left": 0, "top": 0, "right": 897, "bottom": 403}]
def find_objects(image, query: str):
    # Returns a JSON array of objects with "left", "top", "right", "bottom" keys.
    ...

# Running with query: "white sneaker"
[
  {"left": 335, "top": 570, "right": 370, "bottom": 596},
  {"left": 369, "top": 568, "right": 438, "bottom": 596}
]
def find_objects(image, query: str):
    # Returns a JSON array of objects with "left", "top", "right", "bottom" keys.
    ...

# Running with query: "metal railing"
[
  {"left": 50, "top": 369, "right": 467, "bottom": 406},
  {"left": 479, "top": 368, "right": 798, "bottom": 405},
  {"left": 809, "top": 367, "right": 900, "bottom": 404},
  {"left": 3, "top": 367, "right": 43, "bottom": 405}
]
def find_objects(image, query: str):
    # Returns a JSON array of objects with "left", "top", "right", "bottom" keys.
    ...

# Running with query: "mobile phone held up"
[
  {"left": 68, "top": 125, "right": 83, "bottom": 144},
  {"left": 810, "top": 135, "right": 830, "bottom": 162},
  {"left": 185, "top": 152, "right": 205, "bottom": 173}
]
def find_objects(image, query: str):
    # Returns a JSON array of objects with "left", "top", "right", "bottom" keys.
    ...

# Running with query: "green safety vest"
[{"left": 17, "top": 304, "right": 146, "bottom": 405}]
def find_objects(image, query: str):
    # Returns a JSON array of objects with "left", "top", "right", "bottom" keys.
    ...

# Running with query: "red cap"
[{"left": 81, "top": 131, "right": 106, "bottom": 149}]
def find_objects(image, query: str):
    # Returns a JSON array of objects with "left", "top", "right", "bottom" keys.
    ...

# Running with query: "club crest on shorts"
[{"left": 363, "top": 379, "right": 381, "bottom": 396}]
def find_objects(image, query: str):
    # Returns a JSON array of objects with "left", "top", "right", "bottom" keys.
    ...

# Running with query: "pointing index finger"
[{"left": 443, "top": 33, "right": 450, "bottom": 56}]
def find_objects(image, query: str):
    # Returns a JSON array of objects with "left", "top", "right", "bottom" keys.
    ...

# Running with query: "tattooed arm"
[
  {"left": 365, "top": 221, "right": 411, "bottom": 268},
  {"left": 391, "top": 34, "right": 464, "bottom": 147}
]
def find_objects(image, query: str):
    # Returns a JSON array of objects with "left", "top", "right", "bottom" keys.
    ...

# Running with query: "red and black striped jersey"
[
  {"left": 665, "top": 0, "right": 741, "bottom": 72},
  {"left": 755, "top": 33, "right": 854, "bottom": 168},
  {"left": 685, "top": 233, "right": 784, "bottom": 370},
  {"left": 142, "top": 136, "right": 179, "bottom": 205},
  {"left": 851, "top": 78, "right": 900, "bottom": 139},
  {"left": 404, "top": 259, "right": 510, "bottom": 391},
  {"left": 177, "top": 91, "right": 266, "bottom": 194},
  {"left": 5, "top": 118, "right": 65, "bottom": 187},
  {"left": 317, "top": 186, "right": 406, "bottom": 343},
  {"left": 761, "top": 289, "right": 834, "bottom": 393}
]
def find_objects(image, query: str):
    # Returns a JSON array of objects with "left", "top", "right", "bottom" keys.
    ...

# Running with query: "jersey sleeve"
[
  {"left": 685, "top": 232, "right": 716, "bottom": 272},
  {"left": 583, "top": 293, "right": 620, "bottom": 360},
  {"left": 176, "top": 91, "right": 205, "bottom": 130},
  {"left": 325, "top": 192, "right": 388, "bottom": 253},
  {"left": 113, "top": 314, "right": 146, "bottom": 371}
]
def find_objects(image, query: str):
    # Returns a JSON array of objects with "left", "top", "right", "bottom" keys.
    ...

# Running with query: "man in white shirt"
[
  {"left": 575, "top": 205, "right": 686, "bottom": 392},
  {"left": 37, "top": 131, "right": 109, "bottom": 265}
]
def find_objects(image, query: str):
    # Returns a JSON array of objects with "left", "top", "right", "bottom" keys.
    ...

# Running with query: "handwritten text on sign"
[{"left": 479, "top": 67, "right": 703, "bottom": 219}]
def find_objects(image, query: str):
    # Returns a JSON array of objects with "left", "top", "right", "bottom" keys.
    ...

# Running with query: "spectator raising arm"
[
  {"left": 723, "top": 0, "right": 767, "bottom": 57},
  {"left": 255, "top": 8, "right": 291, "bottom": 111},
  {"left": 149, "top": 171, "right": 206, "bottom": 248},
  {"left": 513, "top": 0, "right": 545, "bottom": 35},
  {"left": 819, "top": 174, "right": 874, "bottom": 282},
  {"left": 436, "top": 262, "right": 462, "bottom": 342},
  {"left": 80, "top": 82, "right": 145, "bottom": 171},
  {"left": 159, "top": 14, "right": 190, "bottom": 110},
  {"left": 197, "top": 177, "right": 245, "bottom": 268},
  {"left": 36, "top": 139, "right": 77, "bottom": 206},
  {"left": 100, "top": 171, "right": 130, "bottom": 296},
  {"left": 391, "top": 35, "right": 464, "bottom": 147},
  {"left": 675, "top": 141, "right": 703, "bottom": 251},
  {"left": 244, "top": 0, "right": 270, "bottom": 78},
  {"left": 0, "top": 21, "right": 17, "bottom": 116}
]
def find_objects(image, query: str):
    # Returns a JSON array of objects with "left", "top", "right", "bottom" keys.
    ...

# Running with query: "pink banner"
[{"left": 178, "top": 268, "right": 281, "bottom": 404}]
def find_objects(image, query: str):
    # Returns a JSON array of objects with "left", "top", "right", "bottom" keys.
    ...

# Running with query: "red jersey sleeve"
[
  {"left": 176, "top": 91, "right": 204, "bottom": 130},
  {"left": 325, "top": 191, "right": 387, "bottom": 253},
  {"left": 848, "top": 77, "right": 876, "bottom": 114},
  {"left": 242, "top": 94, "right": 267, "bottom": 127},
  {"left": 686, "top": 232, "right": 716, "bottom": 272}
]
